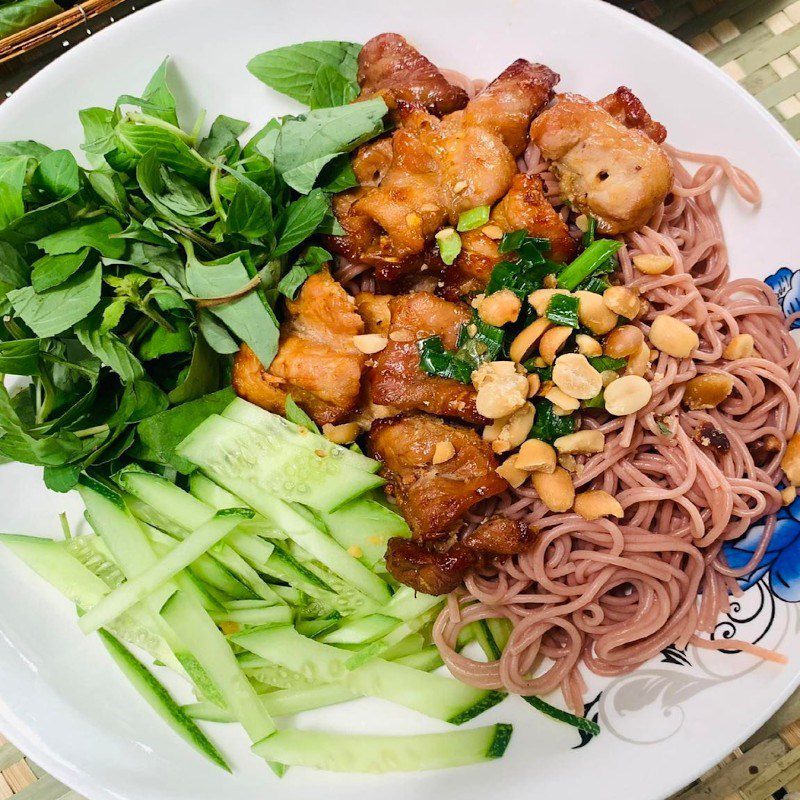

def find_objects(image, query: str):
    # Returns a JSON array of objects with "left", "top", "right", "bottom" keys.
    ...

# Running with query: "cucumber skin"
[
  {"left": 251, "top": 724, "right": 513, "bottom": 773},
  {"left": 98, "top": 630, "right": 231, "bottom": 772}
]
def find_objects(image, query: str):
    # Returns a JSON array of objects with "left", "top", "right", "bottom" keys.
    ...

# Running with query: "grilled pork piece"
[
  {"left": 369, "top": 292, "right": 484, "bottom": 424},
  {"left": 599, "top": 86, "right": 667, "bottom": 144},
  {"left": 442, "top": 173, "right": 576, "bottom": 300},
  {"left": 461, "top": 516, "right": 534, "bottom": 555},
  {"left": 529, "top": 91, "right": 673, "bottom": 235},
  {"left": 357, "top": 33, "right": 469, "bottom": 120},
  {"left": 385, "top": 537, "right": 477, "bottom": 595},
  {"left": 368, "top": 413, "right": 507, "bottom": 539},
  {"left": 231, "top": 268, "right": 364, "bottom": 425}
]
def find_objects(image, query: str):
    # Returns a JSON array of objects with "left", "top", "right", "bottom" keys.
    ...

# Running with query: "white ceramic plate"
[{"left": 1, "top": 1, "right": 800, "bottom": 798}]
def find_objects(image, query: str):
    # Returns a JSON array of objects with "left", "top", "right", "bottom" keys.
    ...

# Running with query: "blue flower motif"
[
  {"left": 724, "top": 492, "right": 800, "bottom": 601},
  {"left": 765, "top": 267, "right": 800, "bottom": 329}
]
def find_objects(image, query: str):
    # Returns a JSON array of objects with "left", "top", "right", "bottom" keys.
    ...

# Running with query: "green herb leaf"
[
  {"left": 0, "top": 156, "right": 30, "bottom": 229},
  {"left": 196, "top": 309, "right": 239, "bottom": 355},
  {"left": 36, "top": 218, "right": 126, "bottom": 260},
  {"left": 32, "top": 150, "right": 80, "bottom": 200},
  {"left": 111, "top": 379, "right": 169, "bottom": 426},
  {"left": 285, "top": 395, "right": 320, "bottom": 434},
  {"left": 557, "top": 239, "right": 622, "bottom": 292},
  {"left": 457, "top": 206, "right": 490, "bottom": 232},
  {"left": 0, "top": 141, "right": 52, "bottom": 160},
  {"left": 318, "top": 154, "right": 358, "bottom": 193},
  {"left": 199, "top": 115, "right": 248, "bottom": 162},
  {"left": 136, "top": 386, "right": 236, "bottom": 473},
  {"left": 43, "top": 463, "right": 82, "bottom": 493},
  {"left": 587, "top": 355, "right": 627, "bottom": 373},
  {"left": 528, "top": 399, "right": 576, "bottom": 444},
  {"left": 0, "top": 339, "right": 41, "bottom": 375},
  {"left": 30, "top": 248, "right": 91, "bottom": 293},
  {"left": 8, "top": 262, "right": 103, "bottom": 338},
  {"left": 277, "top": 246, "right": 330, "bottom": 300},
  {"left": 0, "top": 0, "right": 61, "bottom": 38},
  {"left": 75, "top": 320, "right": 145, "bottom": 383},
  {"left": 226, "top": 180, "right": 273, "bottom": 240},
  {"left": 115, "top": 122, "right": 208, "bottom": 182},
  {"left": 308, "top": 64, "right": 360, "bottom": 109},
  {"left": 545, "top": 293, "right": 580, "bottom": 328},
  {"left": 186, "top": 248, "right": 279, "bottom": 368},
  {"left": 273, "top": 189, "right": 329, "bottom": 257},
  {"left": 436, "top": 228, "right": 462, "bottom": 266},
  {"left": 79, "top": 107, "right": 119, "bottom": 156},
  {"left": 167, "top": 335, "right": 220, "bottom": 405},
  {"left": 138, "top": 318, "right": 194, "bottom": 361},
  {"left": 116, "top": 59, "right": 179, "bottom": 127},
  {"left": 247, "top": 41, "right": 361, "bottom": 105},
  {"left": 274, "top": 98, "right": 387, "bottom": 194}
]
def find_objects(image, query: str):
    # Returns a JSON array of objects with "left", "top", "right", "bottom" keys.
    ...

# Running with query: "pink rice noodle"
[{"left": 430, "top": 144, "right": 798, "bottom": 714}]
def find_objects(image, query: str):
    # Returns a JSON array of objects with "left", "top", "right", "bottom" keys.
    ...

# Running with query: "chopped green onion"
[
  {"left": 528, "top": 399, "right": 575, "bottom": 443},
  {"left": 583, "top": 392, "right": 605, "bottom": 409},
  {"left": 418, "top": 337, "right": 472, "bottom": 384},
  {"left": 577, "top": 275, "right": 610, "bottom": 294},
  {"left": 587, "top": 355, "right": 627, "bottom": 373},
  {"left": 499, "top": 230, "right": 550, "bottom": 256},
  {"left": 456, "top": 313, "right": 504, "bottom": 361},
  {"left": 457, "top": 205, "right": 490, "bottom": 232},
  {"left": 557, "top": 239, "right": 622, "bottom": 291},
  {"left": 523, "top": 696, "right": 601, "bottom": 736},
  {"left": 581, "top": 215, "right": 597, "bottom": 248},
  {"left": 435, "top": 227, "right": 462, "bottom": 266},
  {"left": 545, "top": 294, "right": 580, "bottom": 328},
  {"left": 523, "top": 362, "right": 552, "bottom": 382}
]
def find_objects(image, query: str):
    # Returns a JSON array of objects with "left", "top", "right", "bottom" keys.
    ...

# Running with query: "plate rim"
[{"left": 0, "top": 1, "right": 799, "bottom": 798}]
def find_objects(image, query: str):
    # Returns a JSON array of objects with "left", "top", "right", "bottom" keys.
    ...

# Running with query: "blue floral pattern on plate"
[{"left": 765, "top": 267, "right": 800, "bottom": 329}]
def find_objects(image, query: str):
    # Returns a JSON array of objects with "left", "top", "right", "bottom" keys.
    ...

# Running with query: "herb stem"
[
  {"left": 124, "top": 112, "right": 194, "bottom": 144},
  {"left": 73, "top": 424, "right": 110, "bottom": 439},
  {"left": 209, "top": 163, "right": 227, "bottom": 222}
]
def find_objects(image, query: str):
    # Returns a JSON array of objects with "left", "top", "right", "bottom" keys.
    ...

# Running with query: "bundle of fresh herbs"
[{"left": 0, "top": 43, "right": 387, "bottom": 492}]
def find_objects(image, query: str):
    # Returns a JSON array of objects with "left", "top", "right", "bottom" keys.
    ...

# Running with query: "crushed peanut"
[
  {"left": 485, "top": 403, "right": 536, "bottom": 453},
  {"left": 322, "top": 422, "right": 360, "bottom": 445},
  {"left": 574, "top": 214, "right": 590, "bottom": 233},
  {"left": 552, "top": 353, "right": 603, "bottom": 400},
  {"left": 539, "top": 325, "right": 573, "bottom": 365},
  {"left": 347, "top": 544, "right": 364, "bottom": 558},
  {"left": 574, "top": 490, "right": 624, "bottom": 520},
  {"left": 782, "top": 432, "right": 800, "bottom": 486},
  {"left": 605, "top": 325, "right": 644, "bottom": 359},
  {"left": 405, "top": 212, "right": 422, "bottom": 228},
  {"left": 683, "top": 373, "right": 734, "bottom": 410},
  {"left": 453, "top": 180, "right": 469, "bottom": 193},
  {"left": 509, "top": 317, "right": 552, "bottom": 362},
  {"left": 528, "top": 288, "right": 569, "bottom": 317},
  {"left": 604, "top": 375, "right": 652, "bottom": 416},
  {"left": 472, "top": 361, "right": 529, "bottom": 419},
  {"left": 543, "top": 385, "right": 581, "bottom": 412},
  {"left": 543, "top": 274, "right": 558, "bottom": 289},
  {"left": 389, "top": 328, "right": 415, "bottom": 342},
  {"left": 477, "top": 289, "right": 521, "bottom": 327},
  {"left": 625, "top": 341, "right": 652, "bottom": 377},
  {"left": 352, "top": 333, "right": 389, "bottom": 354},
  {"left": 432, "top": 440, "right": 456, "bottom": 464},
  {"left": 526, "top": 373, "right": 541, "bottom": 397},
  {"left": 633, "top": 253, "right": 673, "bottom": 275},
  {"left": 219, "top": 620, "right": 241, "bottom": 636},
  {"left": 723, "top": 333, "right": 755, "bottom": 361},
  {"left": 576, "top": 290, "right": 618, "bottom": 335},
  {"left": 516, "top": 439, "right": 557, "bottom": 473},
  {"left": 648, "top": 315, "right": 699, "bottom": 359},
  {"left": 482, "top": 224, "right": 503, "bottom": 239},
  {"left": 601, "top": 369, "right": 620, "bottom": 387},
  {"left": 554, "top": 429, "right": 605, "bottom": 454},
  {"left": 603, "top": 286, "right": 641, "bottom": 319},
  {"left": 496, "top": 456, "right": 529, "bottom": 488},
  {"left": 782, "top": 485, "right": 797, "bottom": 506},
  {"left": 558, "top": 453, "right": 578, "bottom": 473},
  {"left": 575, "top": 333, "right": 602, "bottom": 357},
  {"left": 532, "top": 467, "right": 575, "bottom": 512}
]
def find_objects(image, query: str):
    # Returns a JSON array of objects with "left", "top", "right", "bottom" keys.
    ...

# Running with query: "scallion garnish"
[
  {"left": 581, "top": 215, "right": 597, "bottom": 248},
  {"left": 435, "top": 227, "right": 462, "bottom": 265},
  {"left": 486, "top": 232, "right": 560, "bottom": 298},
  {"left": 587, "top": 355, "right": 627, "bottom": 372},
  {"left": 583, "top": 392, "right": 605, "bottom": 409},
  {"left": 545, "top": 294, "right": 580, "bottom": 328},
  {"left": 457, "top": 205, "right": 491, "bottom": 232},
  {"left": 557, "top": 239, "right": 622, "bottom": 291},
  {"left": 528, "top": 399, "right": 576, "bottom": 443}
]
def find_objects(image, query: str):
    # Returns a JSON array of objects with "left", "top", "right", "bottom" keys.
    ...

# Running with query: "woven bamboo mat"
[{"left": 1, "top": 0, "right": 800, "bottom": 798}]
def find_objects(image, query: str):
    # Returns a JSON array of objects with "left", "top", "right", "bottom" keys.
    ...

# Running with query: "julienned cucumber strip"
[
  {"left": 199, "top": 480, "right": 391, "bottom": 605},
  {"left": 251, "top": 724, "right": 513, "bottom": 773},
  {"left": 186, "top": 683, "right": 357, "bottom": 723},
  {"left": 319, "top": 613, "right": 400, "bottom": 645},
  {"left": 523, "top": 696, "right": 601, "bottom": 736},
  {"left": 210, "top": 606, "right": 292, "bottom": 626},
  {"left": 0, "top": 535, "right": 174, "bottom": 666},
  {"left": 98, "top": 629, "right": 231, "bottom": 772},
  {"left": 221, "top": 397, "right": 379, "bottom": 474},
  {"left": 176, "top": 413, "right": 383, "bottom": 512},
  {"left": 118, "top": 467, "right": 277, "bottom": 566},
  {"left": 160, "top": 591, "right": 277, "bottom": 745},
  {"left": 79, "top": 509, "right": 253, "bottom": 634},
  {"left": 233, "top": 625, "right": 506, "bottom": 725}
]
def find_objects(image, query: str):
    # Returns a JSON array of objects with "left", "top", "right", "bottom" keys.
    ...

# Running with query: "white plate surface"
[{"left": 1, "top": 1, "right": 799, "bottom": 799}]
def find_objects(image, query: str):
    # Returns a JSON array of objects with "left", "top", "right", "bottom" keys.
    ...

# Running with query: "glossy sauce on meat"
[
  {"left": 529, "top": 91, "right": 673, "bottom": 234},
  {"left": 368, "top": 413, "right": 508, "bottom": 539},
  {"left": 232, "top": 268, "right": 365, "bottom": 425}
]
